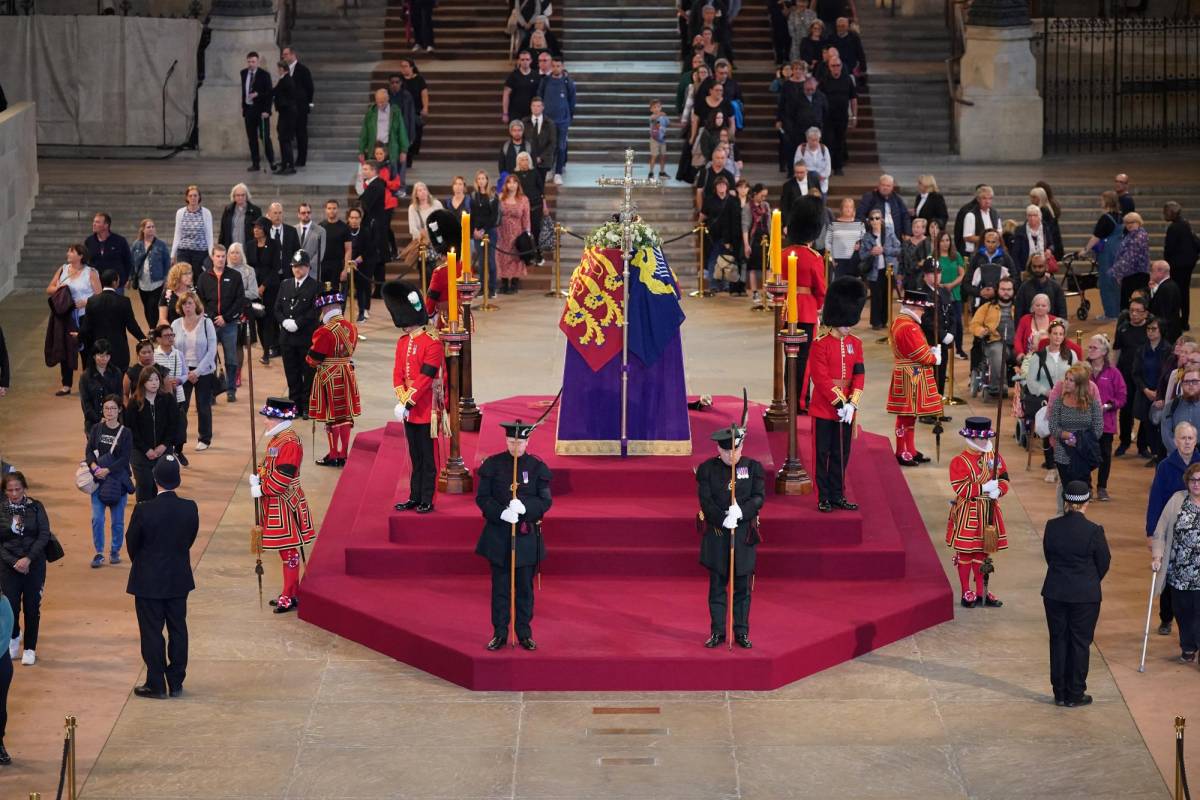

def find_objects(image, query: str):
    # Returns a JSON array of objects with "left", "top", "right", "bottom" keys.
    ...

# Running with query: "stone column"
[
  {"left": 197, "top": 0, "right": 279, "bottom": 158},
  {"left": 957, "top": 0, "right": 1043, "bottom": 160}
]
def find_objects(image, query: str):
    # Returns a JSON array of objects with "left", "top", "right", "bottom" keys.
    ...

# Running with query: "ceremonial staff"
[
  {"left": 981, "top": 390, "right": 1004, "bottom": 592},
  {"left": 932, "top": 263, "right": 944, "bottom": 463},
  {"left": 725, "top": 390, "right": 749, "bottom": 651},
  {"left": 245, "top": 322, "right": 264, "bottom": 608}
]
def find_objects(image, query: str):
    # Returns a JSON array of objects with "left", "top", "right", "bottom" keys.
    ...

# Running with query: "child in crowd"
[{"left": 648, "top": 100, "right": 670, "bottom": 180}]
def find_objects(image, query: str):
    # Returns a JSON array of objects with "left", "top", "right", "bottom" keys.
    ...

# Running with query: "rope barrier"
[
  {"left": 53, "top": 733, "right": 68, "bottom": 800},
  {"left": 1178, "top": 717, "right": 1191, "bottom": 800}
]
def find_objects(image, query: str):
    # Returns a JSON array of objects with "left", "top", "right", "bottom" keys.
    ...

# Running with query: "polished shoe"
[
  {"left": 703, "top": 633, "right": 726, "bottom": 648},
  {"left": 273, "top": 599, "right": 298, "bottom": 614},
  {"left": 1053, "top": 694, "right": 1066, "bottom": 707},
  {"left": 0, "top": 744, "right": 10, "bottom": 764},
  {"left": 393, "top": 499, "right": 419, "bottom": 511},
  {"left": 960, "top": 591, "right": 978, "bottom": 608},
  {"left": 260, "top": 355, "right": 270, "bottom": 366},
  {"left": 415, "top": 503, "right": 435, "bottom": 514},
  {"left": 169, "top": 686, "right": 185, "bottom": 698},
  {"left": 832, "top": 498, "right": 858, "bottom": 511},
  {"left": 227, "top": 391, "right": 237, "bottom": 402},
  {"left": 1097, "top": 487, "right": 1110, "bottom": 501},
  {"left": 1065, "top": 694, "right": 1093, "bottom": 708},
  {"left": 1137, "top": 448, "right": 1152, "bottom": 459},
  {"left": 735, "top": 634, "right": 752, "bottom": 649},
  {"left": 918, "top": 415, "right": 936, "bottom": 425},
  {"left": 175, "top": 452, "right": 190, "bottom": 468},
  {"left": 983, "top": 593, "right": 1003, "bottom": 608},
  {"left": 316, "top": 454, "right": 342, "bottom": 467},
  {"left": 896, "top": 455, "right": 919, "bottom": 467},
  {"left": 248, "top": 164, "right": 260, "bottom": 172},
  {"left": 1158, "top": 624, "right": 1172, "bottom": 635},
  {"left": 133, "top": 684, "right": 167, "bottom": 699},
  {"left": 280, "top": 165, "right": 298, "bottom": 175},
  {"left": 914, "top": 451, "right": 931, "bottom": 464},
  {"left": 817, "top": 499, "right": 833, "bottom": 513},
  {"left": 518, "top": 637, "right": 537, "bottom": 651},
  {"left": 485, "top": 635, "right": 506, "bottom": 651},
  {"left": 1114, "top": 443, "right": 1130, "bottom": 457}
]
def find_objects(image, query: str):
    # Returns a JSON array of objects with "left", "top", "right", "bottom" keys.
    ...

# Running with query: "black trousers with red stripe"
[{"left": 404, "top": 420, "right": 436, "bottom": 505}]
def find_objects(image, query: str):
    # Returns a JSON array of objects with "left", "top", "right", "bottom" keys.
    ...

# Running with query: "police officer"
[
  {"left": 274, "top": 249, "right": 320, "bottom": 412},
  {"left": 475, "top": 420, "right": 552, "bottom": 652},
  {"left": 697, "top": 425, "right": 765, "bottom": 649},
  {"left": 1042, "top": 480, "right": 1110, "bottom": 707},
  {"left": 126, "top": 455, "right": 198, "bottom": 698}
]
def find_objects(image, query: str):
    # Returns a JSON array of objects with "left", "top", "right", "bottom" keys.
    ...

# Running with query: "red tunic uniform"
[
  {"left": 306, "top": 314, "right": 361, "bottom": 424},
  {"left": 946, "top": 448, "right": 1010, "bottom": 552},
  {"left": 425, "top": 264, "right": 448, "bottom": 321},
  {"left": 806, "top": 330, "right": 865, "bottom": 420},
  {"left": 886, "top": 312, "right": 941, "bottom": 416},
  {"left": 780, "top": 244, "right": 827, "bottom": 324},
  {"left": 392, "top": 328, "right": 445, "bottom": 425},
  {"left": 257, "top": 427, "right": 315, "bottom": 551}
]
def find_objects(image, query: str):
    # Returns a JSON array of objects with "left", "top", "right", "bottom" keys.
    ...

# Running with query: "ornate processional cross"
[{"left": 595, "top": 148, "right": 663, "bottom": 250}]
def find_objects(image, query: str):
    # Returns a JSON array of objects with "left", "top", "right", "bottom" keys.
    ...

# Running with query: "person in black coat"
[
  {"left": 1163, "top": 203, "right": 1200, "bottom": 331},
  {"left": 913, "top": 177, "right": 949, "bottom": 231},
  {"left": 475, "top": 420, "right": 552, "bottom": 651},
  {"left": 240, "top": 52, "right": 275, "bottom": 170},
  {"left": 282, "top": 47, "right": 314, "bottom": 167},
  {"left": 125, "top": 455, "right": 197, "bottom": 699},
  {"left": 702, "top": 177, "right": 741, "bottom": 292},
  {"left": 80, "top": 270, "right": 146, "bottom": 373},
  {"left": 0, "top": 471, "right": 51, "bottom": 666},
  {"left": 274, "top": 250, "right": 320, "bottom": 412},
  {"left": 1147, "top": 259, "right": 1184, "bottom": 343},
  {"left": 272, "top": 61, "right": 300, "bottom": 175},
  {"left": 357, "top": 161, "right": 390, "bottom": 298},
  {"left": 0, "top": 323, "right": 9, "bottom": 396},
  {"left": 125, "top": 367, "right": 181, "bottom": 501},
  {"left": 218, "top": 187, "right": 262, "bottom": 250},
  {"left": 248, "top": 218, "right": 281, "bottom": 361},
  {"left": 698, "top": 425, "right": 765, "bottom": 649},
  {"left": 79, "top": 339, "right": 125, "bottom": 433},
  {"left": 1041, "top": 481, "right": 1111, "bottom": 707}
]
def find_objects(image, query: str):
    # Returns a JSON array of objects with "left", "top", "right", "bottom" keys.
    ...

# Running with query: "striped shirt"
[{"left": 829, "top": 220, "right": 863, "bottom": 261}]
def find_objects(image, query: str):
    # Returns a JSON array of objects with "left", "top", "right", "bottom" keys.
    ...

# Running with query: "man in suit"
[
  {"left": 523, "top": 97, "right": 558, "bottom": 178},
  {"left": 272, "top": 60, "right": 299, "bottom": 175},
  {"left": 779, "top": 162, "right": 813, "bottom": 232},
  {"left": 275, "top": 250, "right": 321, "bottom": 412},
  {"left": 264, "top": 203, "right": 300, "bottom": 359},
  {"left": 1041, "top": 481, "right": 1110, "bottom": 707},
  {"left": 240, "top": 51, "right": 275, "bottom": 172},
  {"left": 81, "top": 270, "right": 145, "bottom": 372},
  {"left": 357, "top": 161, "right": 389, "bottom": 299},
  {"left": 282, "top": 46, "right": 314, "bottom": 168},
  {"left": 1147, "top": 259, "right": 1184, "bottom": 342},
  {"left": 295, "top": 203, "right": 326, "bottom": 267},
  {"left": 126, "top": 454, "right": 197, "bottom": 699}
]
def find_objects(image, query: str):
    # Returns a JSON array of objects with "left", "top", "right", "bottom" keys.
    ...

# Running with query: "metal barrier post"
[
  {"left": 1176, "top": 716, "right": 1187, "bottom": 800},
  {"left": 418, "top": 244, "right": 428, "bottom": 300},
  {"left": 689, "top": 224, "right": 707, "bottom": 298},
  {"left": 480, "top": 234, "right": 496, "bottom": 311},
  {"left": 66, "top": 715, "right": 77, "bottom": 800},
  {"left": 547, "top": 223, "right": 564, "bottom": 297}
]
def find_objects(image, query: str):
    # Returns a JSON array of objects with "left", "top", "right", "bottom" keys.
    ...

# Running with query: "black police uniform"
[
  {"left": 274, "top": 254, "right": 320, "bottom": 411},
  {"left": 1041, "top": 499, "right": 1110, "bottom": 706},
  {"left": 475, "top": 446, "right": 552, "bottom": 646},
  {"left": 697, "top": 454, "right": 765, "bottom": 644}
]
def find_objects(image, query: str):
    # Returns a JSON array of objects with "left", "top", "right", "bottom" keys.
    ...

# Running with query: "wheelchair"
[
  {"left": 967, "top": 335, "right": 1017, "bottom": 400},
  {"left": 1057, "top": 252, "right": 1099, "bottom": 321}
]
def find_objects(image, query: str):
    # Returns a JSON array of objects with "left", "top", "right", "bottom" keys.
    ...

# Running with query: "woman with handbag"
[
  {"left": 0, "top": 471, "right": 52, "bottom": 666},
  {"left": 45, "top": 244, "right": 101, "bottom": 397},
  {"left": 1021, "top": 319, "right": 1076, "bottom": 482},
  {"left": 125, "top": 367, "right": 180, "bottom": 501},
  {"left": 514, "top": 152, "right": 546, "bottom": 267},
  {"left": 171, "top": 295, "right": 218, "bottom": 455},
  {"left": 1048, "top": 363, "right": 1104, "bottom": 509},
  {"left": 496, "top": 173, "right": 531, "bottom": 294},
  {"left": 84, "top": 395, "right": 134, "bottom": 568}
]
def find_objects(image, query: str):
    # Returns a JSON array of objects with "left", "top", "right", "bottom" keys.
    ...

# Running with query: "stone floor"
[{"left": 2, "top": 153, "right": 1197, "bottom": 798}]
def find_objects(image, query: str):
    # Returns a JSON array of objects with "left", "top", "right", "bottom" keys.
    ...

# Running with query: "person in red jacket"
[
  {"left": 249, "top": 396, "right": 315, "bottom": 614},
  {"left": 782, "top": 196, "right": 828, "bottom": 409},
  {"left": 806, "top": 277, "right": 866, "bottom": 512},
  {"left": 306, "top": 286, "right": 361, "bottom": 467},
  {"left": 385, "top": 279, "right": 445, "bottom": 513},
  {"left": 887, "top": 286, "right": 942, "bottom": 466},
  {"left": 947, "top": 416, "right": 1009, "bottom": 608}
]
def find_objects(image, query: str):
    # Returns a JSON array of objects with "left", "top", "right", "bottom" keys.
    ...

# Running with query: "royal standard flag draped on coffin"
[{"left": 559, "top": 246, "right": 685, "bottom": 372}]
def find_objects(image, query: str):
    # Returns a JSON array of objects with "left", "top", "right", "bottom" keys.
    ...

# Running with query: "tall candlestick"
[
  {"left": 460, "top": 211, "right": 471, "bottom": 276},
  {"left": 448, "top": 249, "right": 459, "bottom": 325},
  {"left": 786, "top": 251, "right": 798, "bottom": 324},
  {"left": 770, "top": 209, "right": 782, "bottom": 279}
]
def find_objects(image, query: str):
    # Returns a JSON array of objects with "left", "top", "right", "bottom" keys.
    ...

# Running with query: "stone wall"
[{"left": 0, "top": 103, "right": 39, "bottom": 300}]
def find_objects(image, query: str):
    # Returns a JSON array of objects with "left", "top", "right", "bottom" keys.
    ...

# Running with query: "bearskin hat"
[
  {"left": 821, "top": 276, "right": 868, "bottom": 328},
  {"left": 425, "top": 209, "right": 461, "bottom": 256},
  {"left": 786, "top": 195, "right": 825, "bottom": 246},
  {"left": 382, "top": 279, "right": 428, "bottom": 329}
]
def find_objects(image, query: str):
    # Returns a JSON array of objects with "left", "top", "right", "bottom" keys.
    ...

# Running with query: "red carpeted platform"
[{"left": 298, "top": 396, "right": 953, "bottom": 691}]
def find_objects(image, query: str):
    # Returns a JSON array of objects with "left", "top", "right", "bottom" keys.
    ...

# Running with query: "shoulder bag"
[{"left": 75, "top": 424, "right": 124, "bottom": 494}]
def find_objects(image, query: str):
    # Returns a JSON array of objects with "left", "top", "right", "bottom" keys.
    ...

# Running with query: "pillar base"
[
  {"left": 460, "top": 400, "right": 482, "bottom": 432},
  {"left": 196, "top": 14, "right": 278, "bottom": 159},
  {"left": 957, "top": 24, "right": 1043, "bottom": 161},
  {"left": 762, "top": 404, "right": 790, "bottom": 432},
  {"left": 774, "top": 461, "right": 813, "bottom": 495},
  {"left": 437, "top": 459, "right": 473, "bottom": 494}
]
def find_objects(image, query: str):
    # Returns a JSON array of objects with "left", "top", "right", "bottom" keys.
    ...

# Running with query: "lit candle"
[
  {"left": 770, "top": 209, "right": 782, "bottom": 280},
  {"left": 448, "top": 249, "right": 459, "bottom": 325},
  {"left": 786, "top": 251, "right": 798, "bottom": 325},
  {"left": 460, "top": 211, "right": 471, "bottom": 276}
]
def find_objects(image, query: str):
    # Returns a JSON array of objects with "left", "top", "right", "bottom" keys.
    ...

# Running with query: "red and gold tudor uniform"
[
  {"left": 385, "top": 279, "right": 446, "bottom": 512},
  {"left": 804, "top": 277, "right": 867, "bottom": 512},
  {"left": 947, "top": 416, "right": 1009, "bottom": 607},
  {"left": 251, "top": 397, "right": 315, "bottom": 613},
  {"left": 306, "top": 288, "right": 361, "bottom": 467},
  {"left": 886, "top": 287, "right": 942, "bottom": 465}
]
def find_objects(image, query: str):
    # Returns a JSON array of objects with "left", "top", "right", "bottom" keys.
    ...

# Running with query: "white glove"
[
  {"left": 500, "top": 507, "right": 520, "bottom": 525},
  {"left": 932, "top": 345, "right": 942, "bottom": 366},
  {"left": 249, "top": 474, "right": 261, "bottom": 487},
  {"left": 282, "top": 318, "right": 299, "bottom": 333},
  {"left": 840, "top": 403, "right": 857, "bottom": 424},
  {"left": 508, "top": 498, "right": 526, "bottom": 515},
  {"left": 981, "top": 479, "right": 999, "bottom": 494},
  {"left": 393, "top": 402, "right": 409, "bottom": 422},
  {"left": 248, "top": 474, "right": 263, "bottom": 498},
  {"left": 722, "top": 512, "right": 739, "bottom": 530},
  {"left": 251, "top": 302, "right": 265, "bottom": 313},
  {"left": 727, "top": 502, "right": 743, "bottom": 521},
  {"left": 942, "top": 332, "right": 955, "bottom": 345},
  {"left": 986, "top": 487, "right": 1001, "bottom": 500}
]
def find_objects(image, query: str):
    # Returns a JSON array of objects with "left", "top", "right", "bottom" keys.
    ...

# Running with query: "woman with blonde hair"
[
  {"left": 406, "top": 181, "right": 443, "bottom": 251},
  {"left": 1112, "top": 211, "right": 1151, "bottom": 310},
  {"left": 171, "top": 294, "right": 217, "bottom": 454},
  {"left": 1048, "top": 362, "right": 1104, "bottom": 507},
  {"left": 157, "top": 263, "right": 196, "bottom": 327},
  {"left": 1028, "top": 186, "right": 1064, "bottom": 258},
  {"left": 130, "top": 218, "right": 171, "bottom": 327},
  {"left": 170, "top": 184, "right": 214, "bottom": 280},
  {"left": 913, "top": 174, "right": 948, "bottom": 231}
]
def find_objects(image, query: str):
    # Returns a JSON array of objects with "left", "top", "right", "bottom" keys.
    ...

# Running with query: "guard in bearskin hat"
[
  {"left": 385, "top": 279, "right": 445, "bottom": 514},
  {"left": 805, "top": 277, "right": 867, "bottom": 512},
  {"left": 249, "top": 396, "right": 316, "bottom": 613},
  {"left": 886, "top": 285, "right": 943, "bottom": 466},
  {"left": 782, "top": 196, "right": 828, "bottom": 411},
  {"left": 305, "top": 284, "right": 361, "bottom": 467},
  {"left": 422, "top": 209, "right": 462, "bottom": 325},
  {"left": 947, "top": 416, "right": 1009, "bottom": 608}
]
